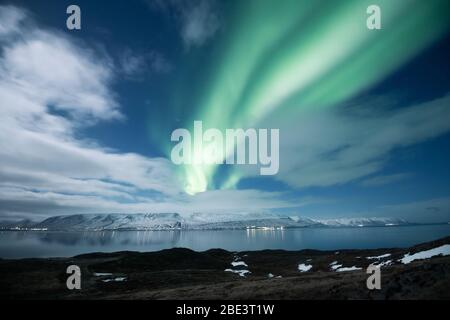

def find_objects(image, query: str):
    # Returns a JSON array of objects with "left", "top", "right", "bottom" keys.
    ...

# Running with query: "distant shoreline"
[{"left": 0, "top": 222, "right": 448, "bottom": 232}]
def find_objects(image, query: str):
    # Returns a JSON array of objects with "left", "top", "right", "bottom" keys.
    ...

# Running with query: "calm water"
[{"left": 1, "top": 224, "right": 450, "bottom": 259}]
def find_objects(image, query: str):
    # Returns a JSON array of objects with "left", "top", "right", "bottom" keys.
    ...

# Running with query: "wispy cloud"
[
  {"left": 147, "top": 0, "right": 221, "bottom": 48},
  {"left": 378, "top": 197, "right": 450, "bottom": 223},
  {"left": 360, "top": 173, "right": 412, "bottom": 187},
  {"left": 0, "top": 6, "right": 182, "bottom": 218},
  {"left": 119, "top": 48, "right": 172, "bottom": 79},
  {"left": 0, "top": 5, "right": 25, "bottom": 37},
  {"left": 0, "top": 186, "right": 304, "bottom": 221},
  {"left": 253, "top": 94, "right": 450, "bottom": 189}
]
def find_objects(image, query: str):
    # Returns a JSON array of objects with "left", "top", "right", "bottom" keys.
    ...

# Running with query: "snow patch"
[
  {"left": 372, "top": 260, "right": 392, "bottom": 268},
  {"left": 400, "top": 244, "right": 450, "bottom": 264},
  {"left": 366, "top": 253, "right": 391, "bottom": 260},
  {"left": 102, "top": 277, "right": 127, "bottom": 282},
  {"left": 225, "top": 269, "right": 250, "bottom": 277},
  {"left": 231, "top": 261, "right": 248, "bottom": 267},
  {"left": 336, "top": 266, "right": 362, "bottom": 272},
  {"left": 298, "top": 263, "right": 313, "bottom": 272},
  {"left": 330, "top": 264, "right": 343, "bottom": 270},
  {"left": 93, "top": 272, "right": 113, "bottom": 276}
]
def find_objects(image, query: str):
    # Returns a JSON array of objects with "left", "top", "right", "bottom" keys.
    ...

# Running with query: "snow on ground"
[
  {"left": 336, "top": 266, "right": 362, "bottom": 272},
  {"left": 93, "top": 272, "right": 113, "bottom": 276},
  {"left": 102, "top": 277, "right": 127, "bottom": 282},
  {"left": 400, "top": 244, "right": 450, "bottom": 264},
  {"left": 329, "top": 260, "right": 363, "bottom": 272},
  {"left": 298, "top": 263, "right": 313, "bottom": 272},
  {"left": 367, "top": 253, "right": 391, "bottom": 260},
  {"left": 372, "top": 260, "right": 392, "bottom": 267},
  {"left": 267, "top": 274, "right": 282, "bottom": 278},
  {"left": 225, "top": 269, "right": 251, "bottom": 277},
  {"left": 330, "top": 264, "right": 343, "bottom": 270},
  {"left": 231, "top": 261, "right": 248, "bottom": 267},
  {"left": 329, "top": 261, "right": 341, "bottom": 270},
  {"left": 227, "top": 258, "right": 250, "bottom": 277}
]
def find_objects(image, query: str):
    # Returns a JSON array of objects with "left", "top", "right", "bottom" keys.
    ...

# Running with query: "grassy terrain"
[{"left": 1, "top": 236, "right": 449, "bottom": 300}]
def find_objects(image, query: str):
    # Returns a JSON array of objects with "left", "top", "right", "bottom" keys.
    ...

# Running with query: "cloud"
[
  {"left": 0, "top": 5, "right": 25, "bottom": 37},
  {"left": 360, "top": 173, "right": 412, "bottom": 187},
  {"left": 148, "top": 0, "right": 221, "bottom": 48},
  {"left": 1, "top": 32, "right": 121, "bottom": 122},
  {"left": 179, "top": 0, "right": 220, "bottom": 48},
  {"left": 0, "top": 5, "right": 184, "bottom": 218},
  {"left": 253, "top": 94, "right": 450, "bottom": 189},
  {"left": 181, "top": 189, "right": 302, "bottom": 214},
  {"left": 0, "top": 186, "right": 303, "bottom": 221},
  {"left": 378, "top": 197, "right": 450, "bottom": 223},
  {"left": 119, "top": 48, "right": 172, "bottom": 79}
]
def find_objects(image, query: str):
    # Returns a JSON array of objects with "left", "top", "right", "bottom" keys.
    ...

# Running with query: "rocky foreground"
[{"left": 1, "top": 236, "right": 449, "bottom": 300}]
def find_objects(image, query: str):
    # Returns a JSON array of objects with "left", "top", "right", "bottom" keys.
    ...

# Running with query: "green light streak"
[{"left": 173, "top": 0, "right": 450, "bottom": 195}]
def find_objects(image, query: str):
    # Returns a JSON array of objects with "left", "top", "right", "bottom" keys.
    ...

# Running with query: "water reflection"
[
  {"left": 32, "top": 230, "right": 182, "bottom": 247},
  {"left": 246, "top": 228, "right": 285, "bottom": 241},
  {"left": 1, "top": 224, "right": 450, "bottom": 259}
]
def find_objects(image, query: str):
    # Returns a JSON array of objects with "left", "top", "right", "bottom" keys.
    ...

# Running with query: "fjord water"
[{"left": 1, "top": 224, "right": 450, "bottom": 259}]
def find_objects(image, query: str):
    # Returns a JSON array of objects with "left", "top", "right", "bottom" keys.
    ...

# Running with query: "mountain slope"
[
  {"left": 0, "top": 213, "right": 414, "bottom": 231},
  {"left": 33, "top": 213, "right": 184, "bottom": 231}
]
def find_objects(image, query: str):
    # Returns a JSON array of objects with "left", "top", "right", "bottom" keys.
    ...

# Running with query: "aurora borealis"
[{"left": 161, "top": 0, "right": 450, "bottom": 195}]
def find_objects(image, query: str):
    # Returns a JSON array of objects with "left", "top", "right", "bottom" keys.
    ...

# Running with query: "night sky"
[{"left": 1, "top": 0, "right": 450, "bottom": 223}]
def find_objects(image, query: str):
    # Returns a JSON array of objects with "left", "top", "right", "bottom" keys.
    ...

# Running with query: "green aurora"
[{"left": 158, "top": 0, "right": 450, "bottom": 195}]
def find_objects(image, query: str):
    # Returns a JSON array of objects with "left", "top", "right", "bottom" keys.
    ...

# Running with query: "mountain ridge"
[{"left": 0, "top": 213, "right": 414, "bottom": 231}]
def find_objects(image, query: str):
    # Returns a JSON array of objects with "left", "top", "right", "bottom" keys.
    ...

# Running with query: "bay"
[{"left": 1, "top": 224, "right": 450, "bottom": 259}]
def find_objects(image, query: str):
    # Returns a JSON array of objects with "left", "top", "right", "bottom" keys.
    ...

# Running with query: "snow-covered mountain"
[
  {"left": 0, "top": 213, "right": 414, "bottom": 231},
  {"left": 187, "top": 216, "right": 322, "bottom": 230},
  {"left": 33, "top": 213, "right": 184, "bottom": 231},
  {"left": 316, "top": 217, "right": 410, "bottom": 227},
  {"left": 0, "top": 219, "right": 37, "bottom": 229}
]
